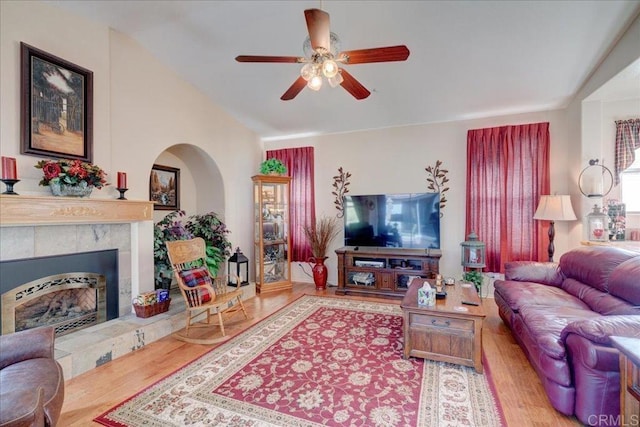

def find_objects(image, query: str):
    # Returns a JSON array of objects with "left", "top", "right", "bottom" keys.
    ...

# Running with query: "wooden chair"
[{"left": 166, "top": 237, "right": 248, "bottom": 344}]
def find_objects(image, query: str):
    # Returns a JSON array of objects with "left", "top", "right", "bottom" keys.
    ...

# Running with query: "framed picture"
[
  {"left": 20, "top": 42, "right": 94, "bottom": 162},
  {"left": 150, "top": 164, "right": 180, "bottom": 210}
]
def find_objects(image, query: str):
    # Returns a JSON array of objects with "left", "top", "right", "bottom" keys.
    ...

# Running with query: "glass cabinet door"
[{"left": 252, "top": 175, "right": 291, "bottom": 293}]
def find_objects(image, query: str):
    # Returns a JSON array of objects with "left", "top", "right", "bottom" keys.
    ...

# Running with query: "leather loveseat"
[
  {"left": 0, "top": 327, "right": 64, "bottom": 426},
  {"left": 494, "top": 245, "right": 640, "bottom": 426}
]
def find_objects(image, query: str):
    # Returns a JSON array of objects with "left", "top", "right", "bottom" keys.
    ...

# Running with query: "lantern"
[
  {"left": 460, "top": 232, "right": 486, "bottom": 269},
  {"left": 586, "top": 205, "right": 608, "bottom": 242},
  {"left": 228, "top": 247, "right": 249, "bottom": 287}
]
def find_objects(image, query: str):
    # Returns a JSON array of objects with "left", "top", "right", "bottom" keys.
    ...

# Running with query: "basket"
[{"left": 133, "top": 298, "right": 171, "bottom": 318}]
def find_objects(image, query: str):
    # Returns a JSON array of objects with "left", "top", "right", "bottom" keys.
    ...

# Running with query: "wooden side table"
[
  {"left": 610, "top": 336, "right": 640, "bottom": 426},
  {"left": 400, "top": 279, "right": 485, "bottom": 373}
]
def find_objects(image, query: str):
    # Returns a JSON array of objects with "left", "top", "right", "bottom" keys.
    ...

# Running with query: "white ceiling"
[{"left": 46, "top": 0, "right": 640, "bottom": 141}]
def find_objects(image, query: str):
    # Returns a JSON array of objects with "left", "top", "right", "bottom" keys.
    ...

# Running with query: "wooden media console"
[{"left": 335, "top": 246, "right": 441, "bottom": 298}]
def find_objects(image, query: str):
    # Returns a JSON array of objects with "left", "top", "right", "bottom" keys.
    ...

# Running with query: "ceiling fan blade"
[
  {"left": 339, "top": 45, "right": 410, "bottom": 64},
  {"left": 304, "top": 9, "right": 330, "bottom": 52},
  {"left": 236, "top": 55, "right": 303, "bottom": 63},
  {"left": 281, "top": 76, "right": 307, "bottom": 101},
  {"left": 339, "top": 69, "right": 370, "bottom": 100}
]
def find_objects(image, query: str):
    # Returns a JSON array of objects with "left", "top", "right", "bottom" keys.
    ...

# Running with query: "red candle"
[
  {"left": 117, "top": 172, "right": 127, "bottom": 189},
  {"left": 1, "top": 157, "right": 17, "bottom": 180}
]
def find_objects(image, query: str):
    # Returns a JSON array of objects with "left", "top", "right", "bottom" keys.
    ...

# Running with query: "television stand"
[{"left": 335, "top": 246, "right": 441, "bottom": 298}]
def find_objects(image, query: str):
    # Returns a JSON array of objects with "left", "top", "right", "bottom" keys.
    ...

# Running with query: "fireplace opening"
[
  {"left": 10, "top": 273, "right": 106, "bottom": 336},
  {"left": 1, "top": 249, "right": 118, "bottom": 336}
]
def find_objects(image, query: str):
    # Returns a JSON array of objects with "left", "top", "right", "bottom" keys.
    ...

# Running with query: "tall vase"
[{"left": 309, "top": 256, "right": 328, "bottom": 290}]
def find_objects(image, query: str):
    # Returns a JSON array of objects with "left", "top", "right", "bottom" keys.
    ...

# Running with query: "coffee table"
[{"left": 400, "top": 278, "right": 485, "bottom": 373}]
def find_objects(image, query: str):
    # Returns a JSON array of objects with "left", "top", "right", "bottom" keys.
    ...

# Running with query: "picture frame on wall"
[
  {"left": 150, "top": 164, "right": 180, "bottom": 210},
  {"left": 20, "top": 42, "right": 94, "bottom": 162}
]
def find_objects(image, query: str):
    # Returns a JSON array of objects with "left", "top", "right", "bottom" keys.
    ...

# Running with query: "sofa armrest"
[
  {"left": 504, "top": 261, "right": 563, "bottom": 286},
  {"left": 0, "top": 327, "right": 55, "bottom": 370},
  {"left": 565, "top": 333, "right": 621, "bottom": 371},
  {"left": 560, "top": 315, "right": 640, "bottom": 345}
]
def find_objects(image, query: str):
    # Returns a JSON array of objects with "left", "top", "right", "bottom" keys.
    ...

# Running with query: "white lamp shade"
[{"left": 533, "top": 195, "right": 577, "bottom": 221}]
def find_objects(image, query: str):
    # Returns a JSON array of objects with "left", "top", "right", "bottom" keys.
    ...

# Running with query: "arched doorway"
[{"left": 152, "top": 143, "right": 226, "bottom": 221}]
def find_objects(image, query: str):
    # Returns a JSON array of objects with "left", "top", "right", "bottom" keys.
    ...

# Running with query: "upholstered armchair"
[{"left": 0, "top": 326, "right": 64, "bottom": 427}]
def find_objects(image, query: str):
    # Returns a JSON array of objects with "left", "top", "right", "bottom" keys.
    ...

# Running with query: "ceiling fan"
[{"left": 235, "top": 8, "right": 410, "bottom": 101}]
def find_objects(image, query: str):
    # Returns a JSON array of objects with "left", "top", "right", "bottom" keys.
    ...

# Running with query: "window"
[
  {"left": 466, "top": 122, "right": 550, "bottom": 272},
  {"left": 620, "top": 148, "right": 640, "bottom": 212}
]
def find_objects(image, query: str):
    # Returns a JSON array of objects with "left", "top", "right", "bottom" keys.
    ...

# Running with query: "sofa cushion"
[
  {"left": 561, "top": 278, "right": 640, "bottom": 316},
  {"left": 494, "top": 280, "right": 588, "bottom": 313},
  {"left": 558, "top": 246, "right": 639, "bottom": 292},
  {"left": 504, "top": 261, "right": 564, "bottom": 286},
  {"left": 561, "top": 315, "right": 640, "bottom": 345},
  {"left": 608, "top": 256, "right": 640, "bottom": 305},
  {"left": 518, "top": 305, "right": 602, "bottom": 359}
]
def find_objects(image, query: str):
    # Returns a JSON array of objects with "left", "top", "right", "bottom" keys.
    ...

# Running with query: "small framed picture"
[
  {"left": 149, "top": 164, "right": 180, "bottom": 210},
  {"left": 20, "top": 42, "right": 93, "bottom": 162}
]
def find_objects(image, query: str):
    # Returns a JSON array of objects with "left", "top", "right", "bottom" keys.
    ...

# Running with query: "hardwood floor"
[{"left": 60, "top": 283, "right": 580, "bottom": 426}]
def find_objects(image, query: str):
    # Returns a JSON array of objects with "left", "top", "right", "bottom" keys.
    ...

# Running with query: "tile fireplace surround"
[
  {"left": 0, "top": 195, "right": 256, "bottom": 379},
  {"left": 0, "top": 194, "right": 170, "bottom": 379}
]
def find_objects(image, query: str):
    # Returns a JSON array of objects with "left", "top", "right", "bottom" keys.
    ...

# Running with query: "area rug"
[{"left": 95, "top": 295, "right": 505, "bottom": 427}]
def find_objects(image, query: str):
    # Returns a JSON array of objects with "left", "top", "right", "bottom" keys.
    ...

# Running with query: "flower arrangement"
[{"left": 35, "top": 159, "right": 108, "bottom": 189}]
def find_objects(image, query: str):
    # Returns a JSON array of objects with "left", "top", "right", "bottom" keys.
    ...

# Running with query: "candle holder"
[
  {"left": 116, "top": 188, "right": 128, "bottom": 200},
  {"left": 1, "top": 179, "right": 19, "bottom": 195}
]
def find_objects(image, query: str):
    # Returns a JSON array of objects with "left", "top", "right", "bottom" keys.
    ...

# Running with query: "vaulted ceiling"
[{"left": 47, "top": 1, "right": 640, "bottom": 140}]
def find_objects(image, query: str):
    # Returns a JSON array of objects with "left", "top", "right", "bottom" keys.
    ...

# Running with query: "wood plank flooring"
[{"left": 60, "top": 283, "right": 581, "bottom": 426}]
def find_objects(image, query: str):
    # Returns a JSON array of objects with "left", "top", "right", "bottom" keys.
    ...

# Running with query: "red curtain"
[
  {"left": 466, "top": 122, "right": 550, "bottom": 272},
  {"left": 266, "top": 147, "right": 315, "bottom": 262}
]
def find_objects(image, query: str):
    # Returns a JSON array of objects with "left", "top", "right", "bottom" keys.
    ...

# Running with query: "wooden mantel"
[{"left": 0, "top": 194, "right": 154, "bottom": 226}]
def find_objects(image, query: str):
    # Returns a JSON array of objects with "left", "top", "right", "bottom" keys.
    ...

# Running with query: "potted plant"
[
  {"left": 462, "top": 270, "right": 484, "bottom": 295},
  {"left": 185, "top": 211, "right": 232, "bottom": 277},
  {"left": 259, "top": 158, "right": 287, "bottom": 175},
  {"left": 302, "top": 215, "right": 341, "bottom": 290},
  {"left": 153, "top": 210, "right": 193, "bottom": 289}
]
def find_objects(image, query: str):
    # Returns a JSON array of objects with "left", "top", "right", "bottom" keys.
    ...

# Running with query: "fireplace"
[{"left": 0, "top": 250, "right": 119, "bottom": 336}]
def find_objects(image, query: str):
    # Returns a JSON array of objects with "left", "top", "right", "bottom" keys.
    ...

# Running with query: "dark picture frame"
[
  {"left": 150, "top": 164, "right": 180, "bottom": 210},
  {"left": 20, "top": 42, "right": 94, "bottom": 162}
]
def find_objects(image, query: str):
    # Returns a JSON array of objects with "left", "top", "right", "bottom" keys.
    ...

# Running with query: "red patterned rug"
[{"left": 95, "top": 295, "right": 505, "bottom": 426}]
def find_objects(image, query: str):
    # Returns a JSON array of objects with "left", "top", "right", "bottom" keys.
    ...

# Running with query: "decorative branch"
[
  {"left": 331, "top": 167, "right": 352, "bottom": 218},
  {"left": 425, "top": 160, "right": 449, "bottom": 217}
]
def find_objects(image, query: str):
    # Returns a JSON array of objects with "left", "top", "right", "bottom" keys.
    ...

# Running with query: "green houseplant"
[
  {"left": 259, "top": 158, "right": 287, "bottom": 175},
  {"left": 185, "top": 211, "right": 232, "bottom": 277},
  {"left": 462, "top": 270, "right": 484, "bottom": 294},
  {"left": 153, "top": 210, "right": 233, "bottom": 289},
  {"left": 153, "top": 210, "right": 192, "bottom": 289}
]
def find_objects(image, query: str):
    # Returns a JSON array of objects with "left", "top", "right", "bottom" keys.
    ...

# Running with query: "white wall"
[
  {"left": 0, "top": 1, "right": 262, "bottom": 292},
  {"left": 265, "top": 109, "right": 571, "bottom": 285}
]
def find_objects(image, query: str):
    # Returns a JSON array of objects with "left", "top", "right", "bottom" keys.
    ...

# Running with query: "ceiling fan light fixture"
[
  {"left": 300, "top": 62, "right": 316, "bottom": 81},
  {"left": 322, "top": 59, "right": 339, "bottom": 78},
  {"left": 328, "top": 71, "right": 343, "bottom": 88},
  {"left": 307, "top": 75, "right": 323, "bottom": 91}
]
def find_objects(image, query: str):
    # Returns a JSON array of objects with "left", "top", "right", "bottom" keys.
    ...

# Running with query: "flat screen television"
[{"left": 343, "top": 192, "right": 440, "bottom": 249}]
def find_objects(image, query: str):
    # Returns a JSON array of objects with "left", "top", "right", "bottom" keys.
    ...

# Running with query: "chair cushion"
[{"left": 179, "top": 266, "right": 212, "bottom": 302}]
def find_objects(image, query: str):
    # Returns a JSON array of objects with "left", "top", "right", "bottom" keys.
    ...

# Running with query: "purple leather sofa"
[{"left": 494, "top": 246, "right": 640, "bottom": 426}]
